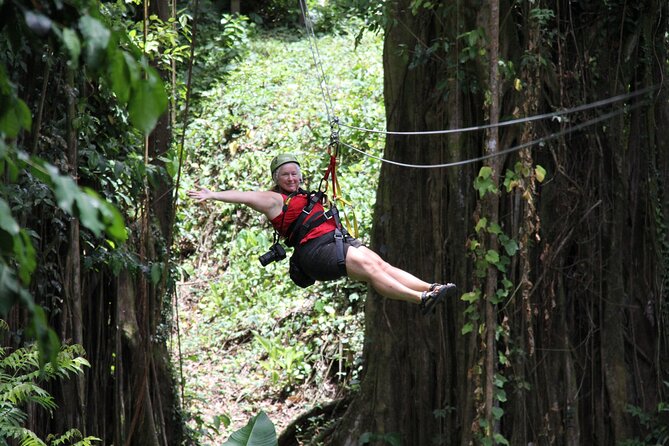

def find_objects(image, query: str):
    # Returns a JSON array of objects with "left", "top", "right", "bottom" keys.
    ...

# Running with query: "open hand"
[{"left": 187, "top": 186, "right": 213, "bottom": 203}]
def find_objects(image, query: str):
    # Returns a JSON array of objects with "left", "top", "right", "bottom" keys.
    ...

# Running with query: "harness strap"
[
  {"left": 282, "top": 192, "right": 348, "bottom": 275},
  {"left": 284, "top": 191, "right": 324, "bottom": 247},
  {"left": 330, "top": 206, "right": 347, "bottom": 276}
]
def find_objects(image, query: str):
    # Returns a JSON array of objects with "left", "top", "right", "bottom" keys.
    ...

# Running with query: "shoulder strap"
[{"left": 283, "top": 190, "right": 326, "bottom": 247}]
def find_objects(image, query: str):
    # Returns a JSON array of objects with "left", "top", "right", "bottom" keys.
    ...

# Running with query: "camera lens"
[
  {"left": 258, "top": 243, "right": 286, "bottom": 266},
  {"left": 258, "top": 251, "right": 274, "bottom": 266}
]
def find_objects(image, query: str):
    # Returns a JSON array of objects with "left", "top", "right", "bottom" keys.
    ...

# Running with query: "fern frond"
[
  {"left": 0, "top": 424, "right": 45, "bottom": 446},
  {"left": 0, "top": 341, "right": 95, "bottom": 446},
  {"left": 0, "top": 319, "right": 8, "bottom": 331},
  {"left": 0, "top": 422, "right": 27, "bottom": 441},
  {"left": 3, "top": 382, "right": 57, "bottom": 412},
  {"left": 0, "top": 402, "right": 28, "bottom": 426},
  {"left": 0, "top": 347, "right": 29, "bottom": 372},
  {"left": 44, "top": 429, "right": 101, "bottom": 446},
  {"left": 19, "top": 429, "right": 47, "bottom": 446},
  {"left": 0, "top": 372, "right": 13, "bottom": 384},
  {"left": 71, "top": 437, "right": 102, "bottom": 446},
  {"left": 49, "top": 428, "right": 82, "bottom": 446}
]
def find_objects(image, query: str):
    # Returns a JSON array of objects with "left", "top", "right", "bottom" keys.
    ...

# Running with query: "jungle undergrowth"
[{"left": 172, "top": 16, "right": 384, "bottom": 445}]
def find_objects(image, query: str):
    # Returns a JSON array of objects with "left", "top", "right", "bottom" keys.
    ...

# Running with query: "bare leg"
[
  {"left": 384, "top": 263, "right": 433, "bottom": 292},
  {"left": 344, "top": 246, "right": 425, "bottom": 304}
]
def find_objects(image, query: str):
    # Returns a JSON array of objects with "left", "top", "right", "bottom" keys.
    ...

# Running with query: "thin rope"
[
  {"left": 299, "top": 0, "right": 335, "bottom": 122},
  {"left": 338, "top": 85, "right": 658, "bottom": 136},
  {"left": 169, "top": 0, "right": 201, "bottom": 409},
  {"left": 340, "top": 99, "right": 649, "bottom": 169}
]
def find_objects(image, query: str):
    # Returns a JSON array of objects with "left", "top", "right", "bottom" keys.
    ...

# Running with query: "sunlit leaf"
[
  {"left": 46, "top": 164, "right": 78, "bottom": 214},
  {"left": 75, "top": 192, "right": 105, "bottom": 236},
  {"left": 0, "top": 199, "right": 20, "bottom": 236},
  {"left": 128, "top": 69, "right": 167, "bottom": 135},
  {"left": 108, "top": 50, "right": 130, "bottom": 104},
  {"left": 24, "top": 10, "right": 52, "bottom": 36},
  {"left": 62, "top": 27, "right": 81, "bottom": 67},
  {"left": 82, "top": 188, "right": 127, "bottom": 242},
  {"left": 0, "top": 98, "right": 32, "bottom": 138},
  {"left": 79, "top": 15, "right": 110, "bottom": 66},
  {"left": 13, "top": 230, "right": 36, "bottom": 285}
]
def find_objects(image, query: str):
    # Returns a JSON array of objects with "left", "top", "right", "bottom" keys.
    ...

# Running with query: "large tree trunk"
[
  {"left": 332, "top": 1, "right": 669, "bottom": 445},
  {"left": 331, "top": 2, "right": 482, "bottom": 444}
]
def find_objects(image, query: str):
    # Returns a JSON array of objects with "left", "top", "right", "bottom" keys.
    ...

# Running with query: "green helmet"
[{"left": 270, "top": 154, "right": 300, "bottom": 174}]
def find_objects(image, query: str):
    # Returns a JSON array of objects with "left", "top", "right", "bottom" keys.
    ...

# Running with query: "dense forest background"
[{"left": 1, "top": 1, "right": 668, "bottom": 446}]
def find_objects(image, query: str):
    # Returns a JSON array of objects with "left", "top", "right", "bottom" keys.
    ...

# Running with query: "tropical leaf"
[{"left": 222, "top": 412, "right": 277, "bottom": 446}]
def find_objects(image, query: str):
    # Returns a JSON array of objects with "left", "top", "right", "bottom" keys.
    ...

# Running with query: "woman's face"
[{"left": 275, "top": 163, "right": 301, "bottom": 193}]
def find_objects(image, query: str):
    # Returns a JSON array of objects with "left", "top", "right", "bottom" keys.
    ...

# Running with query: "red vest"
[{"left": 270, "top": 193, "right": 336, "bottom": 245}]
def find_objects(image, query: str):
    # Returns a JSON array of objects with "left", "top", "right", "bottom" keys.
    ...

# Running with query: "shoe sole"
[{"left": 422, "top": 283, "right": 458, "bottom": 315}]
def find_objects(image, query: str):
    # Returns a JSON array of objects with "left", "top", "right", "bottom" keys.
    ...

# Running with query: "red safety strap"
[{"left": 322, "top": 153, "right": 338, "bottom": 201}]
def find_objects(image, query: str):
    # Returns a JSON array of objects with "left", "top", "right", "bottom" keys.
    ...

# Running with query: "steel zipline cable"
[
  {"left": 339, "top": 85, "right": 658, "bottom": 136},
  {"left": 340, "top": 98, "right": 651, "bottom": 169}
]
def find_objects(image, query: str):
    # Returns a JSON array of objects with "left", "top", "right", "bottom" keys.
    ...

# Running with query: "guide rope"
[{"left": 299, "top": 0, "right": 336, "bottom": 124}]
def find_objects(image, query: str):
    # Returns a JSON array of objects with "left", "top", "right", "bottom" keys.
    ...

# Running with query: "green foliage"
[
  {"left": 0, "top": 0, "right": 175, "bottom": 364},
  {"left": 254, "top": 332, "right": 311, "bottom": 389},
  {"left": 177, "top": 18, "right": 382, "bottom": 441},
  {"left": 358, "top": 432, "right": 402, "bottom": 446},
  {"left": 467, "top": 161, "right": 545, "bottom": 444},
  {"left": 222, "top": 411, "right": 277, "bottom": 446},
  {"left": 0, "top": 331, "right": 100, "bottom": 446},
  {"left": 189, "top": 411, "right": 232, "bottom": 444},
  {"left": 620, "top": 386, "right": 669, "bottom": 446}
]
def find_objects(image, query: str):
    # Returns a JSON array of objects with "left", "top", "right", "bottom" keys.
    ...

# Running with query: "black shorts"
[{"left": 294, "top": 231, "right": 363, "bottom": 281}]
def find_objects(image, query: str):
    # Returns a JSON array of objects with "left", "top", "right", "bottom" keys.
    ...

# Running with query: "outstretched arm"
[{"left": 187, "top": 186, "right": 284, "bottom": 220}]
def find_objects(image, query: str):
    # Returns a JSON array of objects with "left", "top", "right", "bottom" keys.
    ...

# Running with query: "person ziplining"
[{"left": 187, "top": 153, "right": 458, "bottom": 314}]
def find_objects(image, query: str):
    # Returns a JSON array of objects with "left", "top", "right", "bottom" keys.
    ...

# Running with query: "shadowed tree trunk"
[{"left": 330, "top": 2, "right": 483, "bottom": 444}]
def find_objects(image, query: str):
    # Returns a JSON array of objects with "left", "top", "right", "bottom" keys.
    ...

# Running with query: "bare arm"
[{"left": 187, "top": 186, "right": 284, "bottom": 220}]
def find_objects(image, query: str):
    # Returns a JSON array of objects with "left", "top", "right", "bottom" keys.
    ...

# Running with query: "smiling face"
[{"left": 274, "top": 163, "right": 302, "bottom": 194}]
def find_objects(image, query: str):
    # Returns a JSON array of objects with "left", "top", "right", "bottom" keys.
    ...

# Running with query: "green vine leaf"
[
  {"left": 487, "top": 221, "right": 502, "bottom": 235},
  {"left": 494, "top": 432, "right": 510, "bottom": 445},
  {"left": 502, "top": 238, "right": 518, "bottom": 256},
  {"left": 475, "top": 217, "right": 488, "bottom": 234},
  {"left": 474, "top": 166, "right": 498, "bottom": 198},
  {"left": 484, "top": 249, "right": 500, "bottom": 264},
  {"left": 535, "top": 165, "right": 546, "bottom": 182},
  {"left": 461, "top": 291, "right": 480, "bottom": 303}
]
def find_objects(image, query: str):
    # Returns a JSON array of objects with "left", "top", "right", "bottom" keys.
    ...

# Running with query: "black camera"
[{"left": 258, "top": 243, "right": 286, "bottom": 266}]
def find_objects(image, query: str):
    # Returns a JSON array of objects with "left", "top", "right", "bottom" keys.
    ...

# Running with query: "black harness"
[{"left": 280, "top": 189, "right": 347, "bottom": 276}]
